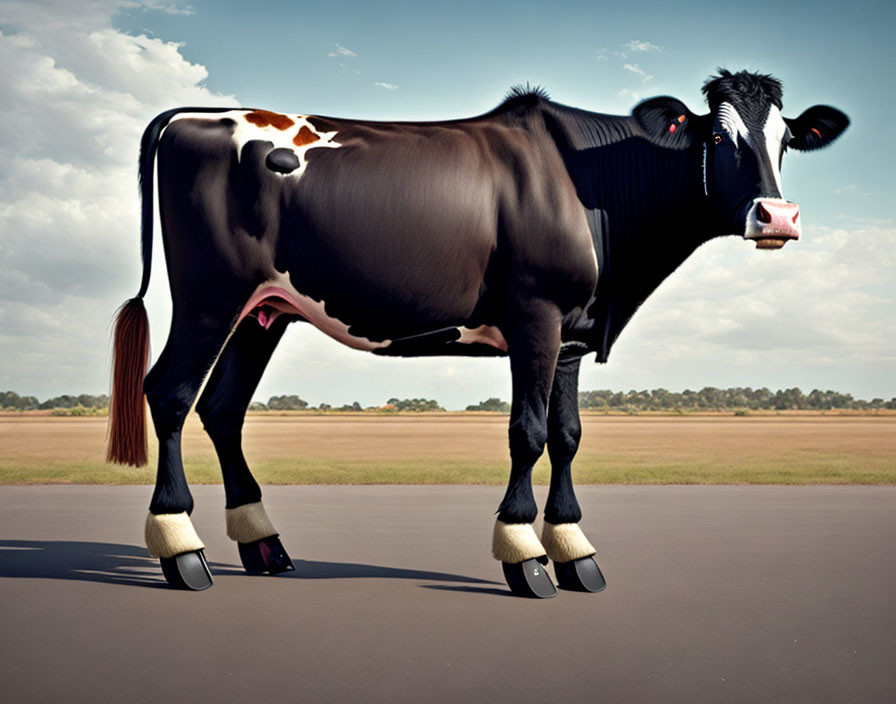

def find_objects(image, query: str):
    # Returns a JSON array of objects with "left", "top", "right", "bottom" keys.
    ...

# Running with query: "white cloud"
[
  {"left": 582, "top": 223, "right": 896, "bottom": 399},
  {"left": 328, "top": 44, "right": 357, "bottom": 57},
  {"left": 256, "top": 329, "right": 511, "bottom": 410},
  {"left": 624, "top": 40, "right": 663, "bottom": 53},
  {"left": 0, "top": 0, "right": 235, "bottom": 397},
  {"left": 0, "top": 0, "right": 125, "bottom": 32},
  {"left": 139, "top": 0, "right": 196, "bottom": 14},
  {"left": 329, "top": 44, "right": 360, "bottom": 75},
  {"left": 374, "top": 81, "right": 398, "bottom": 91},
  {"left": 623, "top": 63, "right": 654, "bottom": 83}
]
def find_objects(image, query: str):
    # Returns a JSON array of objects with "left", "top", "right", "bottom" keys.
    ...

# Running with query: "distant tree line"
[
  {"left": 385, "top": 397, "right": 444, "bottom": 412},
  {"left": 578, "top": 387, "right": 896, "bottom": 411},
  {"left": 264, "top": 394, "right": 309, "bottom": 410},
  {"left": 1, "top": 391, "right": 109, "bottom": 411},
  {"left": 3, "top": 387, "right": 895, "bottom": 413},
  {"left": 466, "top": 397, "right": 511, "bottom": 412},
  {"left": 249, "top": 396, "right": 443, "bottom": 412}
]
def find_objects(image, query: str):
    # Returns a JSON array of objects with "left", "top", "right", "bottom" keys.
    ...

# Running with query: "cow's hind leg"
[
  {"left": 196, "top": 316, "right": 294, "bottom": 576},
  {"left": 494, "top": 300, "right": 562, "bottom": 598},
  {"left": 143, "top": 308, "right": 237, "bottom": 590},
  {"left": 543, "top": 354, "right": 606, "bottom": 592}
]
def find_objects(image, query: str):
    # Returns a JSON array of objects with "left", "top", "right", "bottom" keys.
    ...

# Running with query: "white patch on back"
[
  {"left": 761, "top": 105, "right": 787, "bottom": 195},
  {"left": 168, "top": 110, "right": 341, "bottom": 178}
]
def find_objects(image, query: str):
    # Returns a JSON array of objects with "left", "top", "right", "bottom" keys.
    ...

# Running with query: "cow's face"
[{"left": 633, "top": 70, "right": 849, "bottom": 249}]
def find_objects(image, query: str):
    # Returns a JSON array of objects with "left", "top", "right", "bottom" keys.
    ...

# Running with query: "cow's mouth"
[{"left": 750, "top": 232, "right": 798, "bottom": 250}]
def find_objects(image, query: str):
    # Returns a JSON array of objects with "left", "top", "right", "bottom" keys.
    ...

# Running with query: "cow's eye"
[{"left": 713, "top": 133, "right": 723, "bottom": 145}]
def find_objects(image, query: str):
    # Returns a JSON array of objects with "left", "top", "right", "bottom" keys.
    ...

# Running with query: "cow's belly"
[
  {"left": 213, "top": 117, "right": 507, "bottom": 350},
  {"left": 238, "top": 272, "right": 507, "bottom": 353}
]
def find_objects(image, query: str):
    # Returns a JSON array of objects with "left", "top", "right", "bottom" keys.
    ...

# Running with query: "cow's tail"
[
  {"left": 107, "top": 107, "right": 237, "bottom": 466},
  {"left": 107, "top": 296, "right": 150, "bottom": 466}
]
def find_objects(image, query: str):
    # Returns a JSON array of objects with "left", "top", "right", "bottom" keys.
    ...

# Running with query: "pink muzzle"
[{"left": 746, "top": 200, "right": 801, "bottom": 249}]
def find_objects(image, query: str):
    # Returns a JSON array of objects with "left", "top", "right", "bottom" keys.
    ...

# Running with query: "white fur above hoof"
[
  {"left": 541, "top": 522, "right": 596, "bottom": 563},
  {"left": 145, "top": 512, "right": 205, "bottom": 559},
  {"left": 225, "top": 502, "right": 277, "bottom": 544},
  {"left": 492, "top": 520, "right": 547, "bottom": 563}
]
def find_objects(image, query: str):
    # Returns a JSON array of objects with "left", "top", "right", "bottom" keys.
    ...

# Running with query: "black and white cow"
[{"left": 108, "top": 70, "right": 848, "bottom": 595}]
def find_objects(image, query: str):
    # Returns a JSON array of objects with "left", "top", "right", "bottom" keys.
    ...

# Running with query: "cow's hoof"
[
  {"left": 159, "top": 550, "right": 213, "bottom": 591},
  {"left": 238, "top": 535, "right": 295, "bottom": 575},
  {"left": 554, "top": 556, "right": 606, "bottom": 593},
  {"left": 502, "top": 558, "right": 557, "bottom": 598}
]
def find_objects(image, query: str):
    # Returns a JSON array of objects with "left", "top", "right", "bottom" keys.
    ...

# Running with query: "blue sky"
[
  {"left": 111, "top": 0, "right": 891, "bottom": 223},
  {"left": 1, "top": 0, "right": 893, "bottom": 407}
]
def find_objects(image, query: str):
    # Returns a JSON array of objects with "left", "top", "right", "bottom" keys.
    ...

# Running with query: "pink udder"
[
  {"left": 239, "top": 287, "right": 303, "bottom": 330},
  {"left": 237, "top": 283, "right": 388, "bottom": 351}
]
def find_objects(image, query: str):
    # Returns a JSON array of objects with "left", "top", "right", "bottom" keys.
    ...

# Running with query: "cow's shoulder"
[{"left": 489, "top": 140, "right": 598, "bottom": 308}]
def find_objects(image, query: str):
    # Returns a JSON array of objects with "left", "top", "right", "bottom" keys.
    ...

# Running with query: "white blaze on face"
[
  {"left": 717, "top": 101, "right": 750, "bottom": 147},
  {"left": 761, "top": 104, "right": 787, "bottom": 195},
  {"left": 168, "top": 110, "right": 341, "bottom": 177},
  {"left": 717, "top": 101, "right": 788, "bottom": 197}
]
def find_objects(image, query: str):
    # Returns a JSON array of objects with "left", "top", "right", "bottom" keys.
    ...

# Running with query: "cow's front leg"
[
  {"left": 494, "top": 300, "right": 561, "bottom": 598},
  {"left": 543, "top": 353, "right": 606, "bottom": 592}
]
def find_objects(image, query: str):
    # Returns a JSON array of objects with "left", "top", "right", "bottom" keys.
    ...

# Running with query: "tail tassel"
[{"left": 107, "top": 297, "right": 149, "bottom": 466}]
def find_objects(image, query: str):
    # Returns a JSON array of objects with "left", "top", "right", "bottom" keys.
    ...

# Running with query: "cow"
[{"left": 107, "top": 70, "right": 848, "bottom": 596}]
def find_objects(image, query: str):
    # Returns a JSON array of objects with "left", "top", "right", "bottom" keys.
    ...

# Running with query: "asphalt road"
[{"left": 1, "top": 485, "right": 894, "bottom": 703}]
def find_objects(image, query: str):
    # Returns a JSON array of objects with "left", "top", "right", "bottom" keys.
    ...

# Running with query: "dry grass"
[{"left": 1, "top": 412, "right": 894, "bottom": 485}]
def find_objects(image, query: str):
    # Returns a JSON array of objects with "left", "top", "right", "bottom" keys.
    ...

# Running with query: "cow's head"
[{"left": 632, "top": 70, "right": 849, "bottom": 249}]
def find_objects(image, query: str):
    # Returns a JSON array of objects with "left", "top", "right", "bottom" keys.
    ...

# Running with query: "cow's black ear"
[
  {"left": 785, "top": 105, "right": 850, "bottom": 151},
  {"left": 632, "top": 97, "right": 707, "bottom": 150}
]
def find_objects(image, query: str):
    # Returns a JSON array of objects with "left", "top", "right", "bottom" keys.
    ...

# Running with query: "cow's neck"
[{"left": 541, "top": 103, "right": 723, "bottom": 360}]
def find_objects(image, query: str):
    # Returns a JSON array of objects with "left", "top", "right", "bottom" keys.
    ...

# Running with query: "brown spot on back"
[
  {"left": 244, "top": 110, "right": 295, "bottom": 130},
  {"left": 293, "top": 125, "right": 320, "bottom": 147}
]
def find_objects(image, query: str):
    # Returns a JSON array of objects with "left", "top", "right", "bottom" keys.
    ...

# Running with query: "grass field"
[{"left": 1, "top": 412, "right": 894, "bottom": 485}]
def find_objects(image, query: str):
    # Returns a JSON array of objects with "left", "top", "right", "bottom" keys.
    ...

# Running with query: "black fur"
[
  {"left": 702, "top": 69, "right": 783, "bottom": 115},
  {"left": 196, "top": 316, "right": 292, "bottom": 509},
  {"left": 503, "top": 83, "right": 551, "bottom": 105},
  {"left": 544, "top": 354, "right": 584, "bottom": 525}
]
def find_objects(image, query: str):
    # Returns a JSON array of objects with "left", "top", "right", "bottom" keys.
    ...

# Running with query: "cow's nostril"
[
  {"left": 757, "top": 203, "right": 772, "bottom": 224},
  {"left": 791, "top": 209, "right": 800, "bottom": 224}
]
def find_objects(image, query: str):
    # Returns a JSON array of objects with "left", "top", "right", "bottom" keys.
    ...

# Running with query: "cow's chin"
[
  {"left": 745, "top": 229, "right": 800, "bottom": 250},
  {"left": 751, "top": 237, "right": 790, "bottom": 250}
]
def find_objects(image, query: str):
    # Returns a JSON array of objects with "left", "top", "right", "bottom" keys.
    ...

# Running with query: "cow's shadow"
[
  {"left": 0, "top": 540, "right": 501, "bottom": 590},
  {"left": 0, "top": 539, "right": 169, "bottom": 588},
  {"left": 209, "top": 558, "right": 502, "bottom": 587}
]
